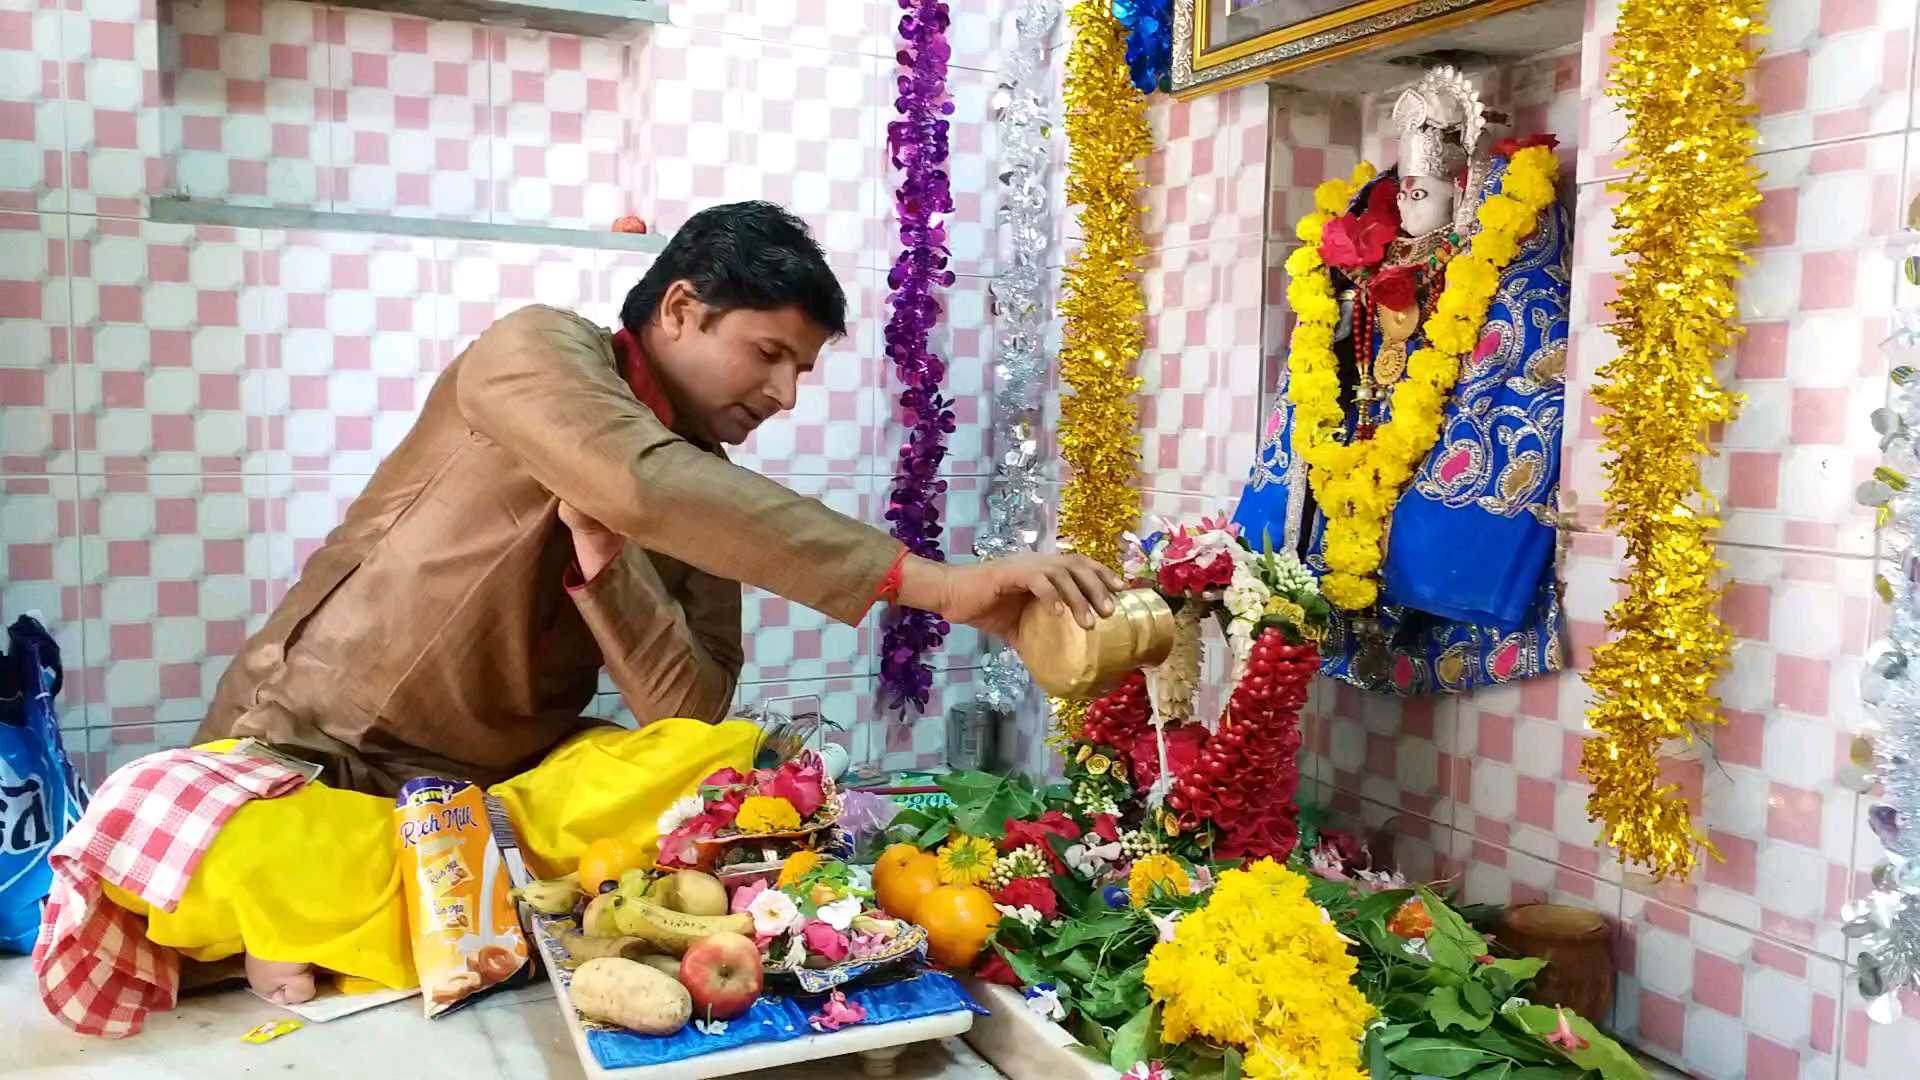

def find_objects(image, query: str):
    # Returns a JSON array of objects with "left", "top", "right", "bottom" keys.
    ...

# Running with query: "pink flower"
[
  {"left": 1122, "top": 1061, "right": 1169, "bottom": 1080},
  {"left": 849, "top": 931, "right": 893, "bottom": 959},
  {"left": 1544, "top": 1008, "right": 1589, "bottom": 1052},
  {"left": 700, "top": 767, "right": 749, "bottom": 822},
  {"left": 760, "top": 757, "right": 827, "bottom": 819},
  {"left": 730, "top": 879, "right": 769, "bottom": 915},
  {"left": 657, "top": 811, "right": 727, "bottom": 867},
  {"left": 809, "top": 990, "right": 867, "bottom": 1031},
  {"left": 801, "top": 920, "right": 850, "bottom": 963}
]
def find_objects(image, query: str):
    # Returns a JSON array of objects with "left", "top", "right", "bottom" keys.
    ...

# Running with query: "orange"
[
  {"left": 875, "top": 851, "right": 941, "bottom": 922},
  {"left": 915, "top": 884, "right": 999, "bottom": 970},
  {"left": 873, "top": 843, "right": 921, "bottom": 891},
  {"left": 577, "top": 837, "right": 648, "bottom": 896}
]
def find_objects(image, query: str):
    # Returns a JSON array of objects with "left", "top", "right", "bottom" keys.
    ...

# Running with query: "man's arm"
[
  {"left": 457, "top": 305, "right": 901, "bottom": 626},
  {"left": 567, "top": 545, "right": 739, "bottom": 723}
]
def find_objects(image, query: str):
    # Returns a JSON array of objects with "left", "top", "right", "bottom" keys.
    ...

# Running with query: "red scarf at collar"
[{"left": 611, "top": 328, "right": 675, "bottom": 429}]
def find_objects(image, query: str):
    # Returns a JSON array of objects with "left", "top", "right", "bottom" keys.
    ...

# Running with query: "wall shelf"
[
  {"left": 150, "top": 198, "right": 669, "bottom": 254},
  {"left": 319, "top": 0, "right": 668, "bottom": 38}
]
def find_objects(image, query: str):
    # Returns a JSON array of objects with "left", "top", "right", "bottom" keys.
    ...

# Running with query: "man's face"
[{"left": 648, "top": 282, "right": 832, "bottom": 446}]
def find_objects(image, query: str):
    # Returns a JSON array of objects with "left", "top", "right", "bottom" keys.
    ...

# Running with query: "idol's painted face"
[
  {"left": 1397, "top": 175, "right": 1454, "bottom": 237},
  {"left": 647, "top": 280, "right": 831, "bottom": 446}
]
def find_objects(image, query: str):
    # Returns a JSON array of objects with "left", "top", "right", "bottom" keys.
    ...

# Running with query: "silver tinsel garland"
[
  {"left": 1847, "top": 229, "right": 1920, "bottom": 1022},
  {"left": 974, "top": 0, "right": 1060, "bottom": 711}
]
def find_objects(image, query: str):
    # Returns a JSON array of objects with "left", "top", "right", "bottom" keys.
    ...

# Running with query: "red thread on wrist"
[{"left": 875, "top": 548, "right": 909, "bottom": 605}]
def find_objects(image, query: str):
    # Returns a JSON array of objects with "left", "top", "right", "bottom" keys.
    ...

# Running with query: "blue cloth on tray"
[{"left": 583, "top": 970, "right": 987, "bottom": 1070}]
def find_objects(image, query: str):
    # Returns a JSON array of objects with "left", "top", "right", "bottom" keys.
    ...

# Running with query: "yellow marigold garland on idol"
[
  {"left": 1580, "top": 0, "right": 1764, "bottom": 881},
  {"left": 1282, "top": 148, "right": 1562, "bottom": 610},
  {"left": 1145, "top": 859, "right": 1374, "bottom": 1080},
  {"left": 1051, "top": 0, "right": 1151, "bottom": 744}
]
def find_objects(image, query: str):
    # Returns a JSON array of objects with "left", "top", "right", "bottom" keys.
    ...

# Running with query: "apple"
[{"left": 677, "top": 932, "right": 763, "bottom": 1021}]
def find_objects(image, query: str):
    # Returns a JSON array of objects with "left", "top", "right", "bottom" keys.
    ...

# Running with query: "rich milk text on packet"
[{"left": 395, "top": 777, "right": 531, "bottom": 1017}]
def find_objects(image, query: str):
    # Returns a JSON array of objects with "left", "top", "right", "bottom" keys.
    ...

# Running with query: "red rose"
[
  {"left": 1128, "top": 725, "right": 1207, "bottom": 791},
  {"left": 976, "top": 950, "right": 1023, "bottom": 987},
  {"left": 1089, "top": 813, "right": 1121, "bottom": 843},
  {"left": 992, "top": 877, "right": 1060, "bottom": 920},
  {"left": 760, "top": 757, "right": 826, "bottom": 819},
  {"left": 1320, "top": 179, "right": 1401, "bottom": 272},
  {"left": 1003, "top": 811, "right": 1082, "bottom": 869},
  {"left": 1369, "top": 265, "right": 1418, "bottom": 312},
  {"left": 1493, "top": 132, "right": 1560, "bottom": 159}
]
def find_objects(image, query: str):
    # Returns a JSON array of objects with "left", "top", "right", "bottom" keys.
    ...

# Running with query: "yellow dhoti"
[{"left": 101, "top": 718, "right": 761, "bottom": 990}]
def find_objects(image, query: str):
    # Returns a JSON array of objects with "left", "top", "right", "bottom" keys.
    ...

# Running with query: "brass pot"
[
  {"left": 1014, "top": 588, "right": 1177, "bottom": 699},
  {"left": 1499, "top": 903, "right": 1615, "bottom": 1023}
]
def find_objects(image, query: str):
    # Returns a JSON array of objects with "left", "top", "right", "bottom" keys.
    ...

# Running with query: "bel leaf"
[
  {"left": 1355, "top": 888, "right": 1417, "bottom": 924},
  {"left": 1488, "top": 957, "right": 1547, "bottom": 984},
  {"left": 1108, "top": 1002, "right": 1159, "bottom": 1073},
  {"left": 917, "top": 819, "right": 952, "bottom": 850},
  {"left": 1459, "top": 977, "right": 1495, "bottom": 1017},
  {"left": 1416, "top": 886, "right": 1488, "bottom": 955},
  {"left": 1509, "top": 1006, "right": 1648, "bottom": 1080},
  {"left": 1427, "top": 931, "right": 1477, "bottom": 975},
  {"left": 1465, "top": 1065, "right": 1513, "bottom": 1080},
  {"left": 1385, "top": 1037, "right": 1499, "bottom": 1077},
  {"left": 1428, "top": 985, "right": 1492, "bottom": 1033}
]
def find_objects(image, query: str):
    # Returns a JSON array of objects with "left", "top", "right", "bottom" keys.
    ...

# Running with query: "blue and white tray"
[{"left": 528, "top": 913, "right": 983, "bottom": 1079}]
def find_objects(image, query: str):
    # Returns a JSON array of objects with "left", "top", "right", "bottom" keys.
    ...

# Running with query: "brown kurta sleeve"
[
  {"left": 457, "top": 305, "right": 904, "bottom": 626},
  {"left": 569, "top": 546, "right": 739, "bottom": 723}
]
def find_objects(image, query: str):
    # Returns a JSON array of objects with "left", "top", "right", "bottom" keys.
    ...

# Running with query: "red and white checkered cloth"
[{"left": 31, "top": 746, "right": 309, "bottom": 1037}]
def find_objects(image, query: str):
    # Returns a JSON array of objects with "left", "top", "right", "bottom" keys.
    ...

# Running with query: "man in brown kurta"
[{"left": 197, "top": 202, "right": 1118, "bottom": 795}]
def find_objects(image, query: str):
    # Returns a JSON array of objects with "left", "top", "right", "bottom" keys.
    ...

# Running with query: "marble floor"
[{"left": 1, "top": 957, "right": 1005, "bottom": 1079}]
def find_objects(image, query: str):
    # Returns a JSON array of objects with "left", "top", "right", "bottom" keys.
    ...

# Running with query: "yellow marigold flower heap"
[
  {"left": 734, "top": 795, "right": 801, "bottom": 833},
  {"left": 1145, "top": 859, "right": 1373, "bottom": 1079}
]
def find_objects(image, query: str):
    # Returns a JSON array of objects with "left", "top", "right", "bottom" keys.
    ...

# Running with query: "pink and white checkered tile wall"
[{"left": 0, "top": 0, "right": 1040, "bottom": 784}]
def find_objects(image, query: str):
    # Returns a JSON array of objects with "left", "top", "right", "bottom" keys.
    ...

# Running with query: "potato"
[
  {"left": 555, "top": 931, "right": 653, "bottom": 969},
  {"left": 570, "top": 957, "right": 692, "bottom": 1036}
]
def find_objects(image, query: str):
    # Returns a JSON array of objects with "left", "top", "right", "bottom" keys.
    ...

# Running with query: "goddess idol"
[{"left": 1233, "top": 67, "right": 1572, "bottom": 694}]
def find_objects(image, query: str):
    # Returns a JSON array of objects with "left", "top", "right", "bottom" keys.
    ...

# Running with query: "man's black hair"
[{"left": 621, "top": 201, "right": 848, "bottom": 339}]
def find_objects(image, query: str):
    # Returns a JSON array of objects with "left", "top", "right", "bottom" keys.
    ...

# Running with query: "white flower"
[
  {"left": 656, "top": 794, "right": 708, "bottom": 835},
  {"left": 747, "top": 888, "right": 800, "bottom": 937},
  {"left": 1065, "top": 841, "right": 1122, "bottom": 878},
  {"left": 694, "top": 1018, "right": 729, "bottom": 1036},
  {"left": 816, "top": 897, "right": 862, "bottom": 932},
  {"left": 1402, "top": 937, "right": 1432, "bottom": 961},
  {"left": 779, "top": 931, "right": 807, "bottom": 971},
  {"left": 1356, "top": 867, "right": 1409, "bottom": 892},
  {"left": 1500, "top": 996, "right": 1532, "bottom": 1015},
  {"left": 1023, "top": 983, "right": 1066, "bottom": 1021},
  {"left": 1150, "top": 910, "right": 1181, "bottom": 944},
  {"left": 995, "top": 903, "right": 1044, "bottom": 930}
]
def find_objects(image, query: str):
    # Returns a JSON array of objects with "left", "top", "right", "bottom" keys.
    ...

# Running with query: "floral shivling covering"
[{"left": 1234, "top": 157, "right": 1571, "bottom": 695}]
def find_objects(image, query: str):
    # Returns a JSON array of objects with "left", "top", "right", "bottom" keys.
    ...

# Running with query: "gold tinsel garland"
[
  {"left": 1050, "top": 2, "right": 1150, "bottom": 744},
  {"left": 1581, "top": 0, "right": 1764, "bottom": 880}
]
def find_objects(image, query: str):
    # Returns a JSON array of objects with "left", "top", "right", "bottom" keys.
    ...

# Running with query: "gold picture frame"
[{"left": 1171, "top": 0, "right": 1546, "bottom": 99}]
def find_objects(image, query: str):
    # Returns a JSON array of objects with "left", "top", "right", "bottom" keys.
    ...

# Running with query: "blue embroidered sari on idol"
[{"left": 1233, "top": 157, "right": 1571, "bottom": 695}]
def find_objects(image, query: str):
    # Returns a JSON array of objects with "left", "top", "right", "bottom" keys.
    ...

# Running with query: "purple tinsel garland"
[{"left": 880, "top": 0, "right": 957, "bottom": 713}]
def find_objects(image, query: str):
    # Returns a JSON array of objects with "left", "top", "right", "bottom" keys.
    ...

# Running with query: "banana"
[
  {"left": 512, "top": 877, "right": 584, "bottom": 916},
  {"left": 581, "top": 892, "right": 624, "bottom": 937},
  {"left": 610, "top": 898, "right": 754, "bottom": 956}
]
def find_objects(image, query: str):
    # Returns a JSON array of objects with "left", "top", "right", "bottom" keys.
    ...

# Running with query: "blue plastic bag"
[{"left": 1, "top": 614, "right": 88, "bottom": 954}]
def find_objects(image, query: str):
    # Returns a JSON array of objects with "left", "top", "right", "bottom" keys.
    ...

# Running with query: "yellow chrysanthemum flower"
[
  {"left": 1313, "top": 178, "right": 1354, "bottom": 214},
  {"left": 1128, "top": 854, "right": 1191, "bottom": 908},
  {"left": 1284, "top": 245, "right": 1325, "bottom": 277},
  {"left": 736, "top": 795, "right": 802, "bottom": 833},
  {"left": 776, "top": 849, "right": 822, "bottom": 888},
  {"left": 1295, "top": 212, "right": 1330, "bottom": 245},
  {"left": 936, "top": 835, "right": 999, "bottom": 886},
  {"left": 1146, "top": 860, "right": 1373, "bottom": 1080}
]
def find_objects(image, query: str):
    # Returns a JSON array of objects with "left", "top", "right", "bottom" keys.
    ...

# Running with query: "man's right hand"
[{"left": 898, "top": 552, "right": 1125, "bottom": 640}]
